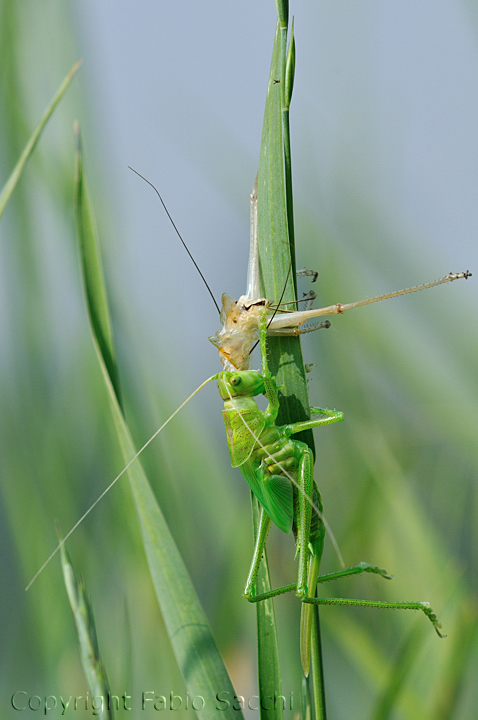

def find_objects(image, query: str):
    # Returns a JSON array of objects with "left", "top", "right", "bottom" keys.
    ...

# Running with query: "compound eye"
[{"left": 230, "top": 375, "right": 241, "bottom": 387}]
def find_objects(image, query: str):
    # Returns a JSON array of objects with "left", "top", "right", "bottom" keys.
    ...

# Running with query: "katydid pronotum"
[{"left": 27, "top": 174, "right": 471, "bottom": 678}]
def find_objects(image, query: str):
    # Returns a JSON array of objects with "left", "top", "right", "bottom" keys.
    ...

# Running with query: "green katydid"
[
  {"left": 207, "top": 188, "right": 469, "bottom": 673},
  {"left": 26, "top": 173, "right": 471, "bottom": 681},
  {"left": 217, "top": 309, "right": 445, "bottom": 676}
]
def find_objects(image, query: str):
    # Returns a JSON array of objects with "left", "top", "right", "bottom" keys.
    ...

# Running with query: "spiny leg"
[
  {"left": 268, "top": 271, "right": 472, "bottom": 333},
  {"left": 318, "top": 561, "right": 392, "bottom": 583},
  {"left": 267, "top": 320, "right": 331, "bottom": 337},
  {"left": 302, "top": 595, "right": 444, "bottom": 637},
  {"left": 270, "top": 271, "right": 318, "bottom": 312},
  {"left": 246, "top": 559, "right": 392, "bottom": 603},
  {"left": 246, "top": 569, "right": 443, "bottom": 637},
  {"left": 243, "top": 506, "right": 272, "bottom": 599},
  {"left": 300, "top": 290, "right": 317, "bottom": 311},
  {"left": 296, "top": 268, "right": 318, "bottom": 283},
  {"left": 283, "top": 407, "right": 344, "bottom": 437}
]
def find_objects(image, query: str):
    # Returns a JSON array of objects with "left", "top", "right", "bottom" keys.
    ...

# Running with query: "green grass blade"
[
  {"left": 254, "top": 19, "right": 287, "bottom": 720},
  {"left": 60, "top": 537, "right": 114, "bottom": 720},
  {"left": 0, "top": 59, "right": 81, "bottom": 221},
  {"left": 251, "top": 497, "right": 284, "bottom": 720},
  {"left": 257, "top": 20, "right": 290, "bottom": 305},
  {"left": 310, "top": 607, "right": 327, "bottom": 720},
  {"left": 256, "top": 10, "right": 326, "bottom": 720},
  {"left": 257, "top": 19, "right": 311, "bottom": 444},
  {"left": 274, "top": 0, "right": 288, "bottom": 27},
  {"left": 74, "top": 123, "right": 243, "bottom": 720},
  {"left": 74, "top": 124, "right": 121, "bottom": 402},
  {"left": 283, "top": 20, "right": 295, "bottom": 272}
]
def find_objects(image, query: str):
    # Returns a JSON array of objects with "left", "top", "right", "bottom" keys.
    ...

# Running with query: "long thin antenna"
[
  {"left": 128, "top": 166, "right": 220, "bottom": 314},
  {"left": 268, "top": 261, "right": 293, "bottom": 329},
  {"left": 26, "top": 374, "right": 218, "bottom": 590}
]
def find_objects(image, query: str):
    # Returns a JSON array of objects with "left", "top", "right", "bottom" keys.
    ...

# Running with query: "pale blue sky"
[{"left": 72, "top": 1, "right": 477, "bottom": 387}]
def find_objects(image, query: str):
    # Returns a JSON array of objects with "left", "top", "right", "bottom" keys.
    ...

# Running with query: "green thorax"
[{"left": 222, "top": 395, "right": 269, "bottom": 468}]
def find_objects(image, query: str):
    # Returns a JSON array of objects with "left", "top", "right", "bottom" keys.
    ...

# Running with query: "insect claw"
[{"left": 418, "top": 602, "right": 446, "bottom": 637}]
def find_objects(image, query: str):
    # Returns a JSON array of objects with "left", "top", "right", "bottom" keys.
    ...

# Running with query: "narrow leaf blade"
[
  {"left": 0, "top": 60, "right": 81, "bottom": 220},
  {"left": 60, "top": 538, "right": 114, "bottom": 720},
  {"left": 74, "top": 125, "right": 243, "bottom": 720}
]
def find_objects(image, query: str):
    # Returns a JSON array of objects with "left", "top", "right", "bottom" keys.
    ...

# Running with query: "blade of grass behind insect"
[
  {"left": 60, "top": 537, "right": 114, "bottom": 720},
  {"left": 0, "top": 59, "right": 81, "bottom": 221},
  {"left": 75, "top": 125, "right": 120, "bottom": 403},
  {"left": 283, "top": 20, "right": 295, "bottom": 278},
  {"left": 257, "top": 19, "right": 312, "bottom": 449},
  {"left": 274, "top": 0, "right": 288, "bottom": 27},
  {"left": 251, "top": 496, "right": 284, "bottom": 720},
  {"left": 74, "top": 124, "right": 243, "bottom": 720},
  {"left": 253, "top": 19, "right": 288, "bottom": 720},
  {"left": 257, "top": 10, "right": 326, "bottom": 719},
  {"left": 310, "top": 606, "right": 327, "bottom": 720},
  {"left": 301, "top": 676, "right": 312, "bottom": 720}
]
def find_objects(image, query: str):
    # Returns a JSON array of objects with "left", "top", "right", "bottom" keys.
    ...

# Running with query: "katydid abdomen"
[{"left": 218, "top": 366, "right": 333, "bottom": 674}]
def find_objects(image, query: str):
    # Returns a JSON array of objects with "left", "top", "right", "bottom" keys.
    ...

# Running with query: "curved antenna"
[
  {"left": 25, "top": 374, "right": 218, "bottom": 590},
  {"left": 128, "top": 166, "right": 220, "bottom": 314},
  {"left": 268, "top": 261, "right": 292, "bottom": 327}
]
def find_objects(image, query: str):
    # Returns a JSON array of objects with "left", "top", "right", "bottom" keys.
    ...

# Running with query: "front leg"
[
  {"left": 284, "top": 407, "right": 344, "bottom": 437},
  {"left": 258, "top": 312, "right": 282, "bottom": 423}
]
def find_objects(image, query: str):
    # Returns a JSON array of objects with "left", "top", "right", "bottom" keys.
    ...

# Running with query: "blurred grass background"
[{"left": 0, "top": 1, "right": 476, "bottom": 718}]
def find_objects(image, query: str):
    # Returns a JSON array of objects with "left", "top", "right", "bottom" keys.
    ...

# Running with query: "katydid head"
[
  {"left": 217, "top": 370, "right": 265, "bottom": 400},
  {"left": 209, "top": 294, "right": 270, "bottom": 371}
]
